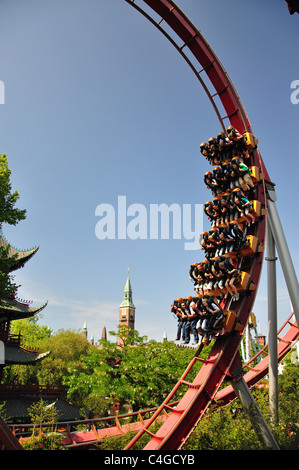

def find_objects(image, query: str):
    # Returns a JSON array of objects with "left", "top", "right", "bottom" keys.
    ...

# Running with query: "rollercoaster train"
[{"left": 172, "top": 125, "right": 263, "bottom": 346}]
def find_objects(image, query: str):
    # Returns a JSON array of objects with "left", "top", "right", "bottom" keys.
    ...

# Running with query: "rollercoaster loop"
[
  {"left": 1, "top": 0, "right": 297, "bottom": 451},
  {"left": 117, "top": 0, "right": 298, "bottom": 451}
]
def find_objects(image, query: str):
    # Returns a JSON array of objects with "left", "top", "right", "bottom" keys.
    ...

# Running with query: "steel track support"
[
  {"left": 266, "top": 214, "right": 279, "bottom": 425},
  {"left": 245, "top": 323, "right": 250, "bottom": 362},
  {"left": 230, "top": 377, "right": 280, "bottom": 450},
  {"left": 266, "top": 184, "right": 299, "bottom": 326}
]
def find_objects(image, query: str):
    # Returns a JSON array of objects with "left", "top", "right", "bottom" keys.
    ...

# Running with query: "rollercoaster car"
[
  {"left": 249, "top": 166, "right": 264, "bottom": 184},
  {"left": 236, "top": 199, "right": 266, "bottom": 224},
  {"left": 232, "top": 234, "right": 264, "bottom": 259},
  {"left": 243, "top": 132, "right": 258, "bottom": 150},
  {"left": 201, "top": 309, "right": 243, "bottom": 346}
]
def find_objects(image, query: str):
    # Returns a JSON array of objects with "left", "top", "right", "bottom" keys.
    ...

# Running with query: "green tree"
[
  {"left": 3, "top": 327, "right": 90, "bottom": 392},
  {"left": 35, "top": 329, "right": 90, "bottom": 389},
  {"left": 0, "top": 244, "right": 19, "bottom": 300},
  {"left": 27, "top": 398, "right": 61, "bottom": 426},
  {"left": 63, "top": 326, "right": 202, "bottom": 415},
  {"left": 275, "top": 358, "right": 299, "bottom": 448},
  {"left": 0, "top": 154, "right": 26, "bottom": 226},
  {"left": 21, "top": 399, "right": 65, "bottom": 450},
  {"left": 3, "top": 318, "right": 52, "bottom": 386},
  {"left": 0, "top": 153, "right": 27, "bottom": 299},
  {"left": 10, "top": 316, "right": 52, "bottom": 348}
]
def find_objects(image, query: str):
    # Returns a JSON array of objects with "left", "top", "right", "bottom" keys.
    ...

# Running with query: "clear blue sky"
[{"left": 0, "top": 0, "right": 298, "bottom": 343}]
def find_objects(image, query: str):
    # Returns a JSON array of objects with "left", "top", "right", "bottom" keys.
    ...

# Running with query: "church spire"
[
  {"left": 119, "top": 268, "right": 135, "bottom": 309},
  {"left": 101, "top": 323, "right": 107, "bottom": 341},
  {"left": 82, "top": 320, "right": 88, "bottom": 339},
  {"left": 118, "top": 269, "right": 136, "bottom": 346}
]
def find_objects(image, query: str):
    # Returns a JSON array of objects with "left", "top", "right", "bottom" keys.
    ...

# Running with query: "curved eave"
[
  {"left": 0, "top": 299, "right": 48, "bottom": 322},
  {"left": 9, "top": 246, "right": 39, "bottom": 272},
  {"left": 0, "top": 230, "right": 39, "bottom": 272},
  {"left": 4, "top": 345, "right": 51, "bottom": 365}
]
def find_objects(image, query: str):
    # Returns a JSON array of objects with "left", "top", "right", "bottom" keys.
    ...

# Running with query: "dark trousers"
[
  {"left": 184, "top": 319, "right": 199, "bottom": 343},
  {"left": 176, "top": 320, "right": 183, "bottom": 340}
]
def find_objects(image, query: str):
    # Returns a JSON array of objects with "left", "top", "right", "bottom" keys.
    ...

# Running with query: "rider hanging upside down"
[
  {"left": 200, "top": 142, "right": 212, "bottom": 163},
  {"left": 179, "top": 298, "right": 199, "bottom": 345},
  {"left": 233, "top": 194, "right": 255, "bottom": 226},
  {"left": 230, "top": 157, "right": 255, "bottom": 192},
  {"left": 208, "top": 137, "right": 221, "bottom": 165},
  {"left": 171, "top": 299, "right": 184, "bottom": 342},
  {"left": 219, "top": 255, "right": 240, "bottom": 301},
  {"left": 196, "top": 295, "right": 224, "bottom": 343},
  {"left": 226, "top": 125, "right": 250, "bottom": 160},
  {"left": 204, "top": 171, "right": 221, "bottom": 195},
  {"left": 217, "top": 131, "right": 232, "bottom": 161}
]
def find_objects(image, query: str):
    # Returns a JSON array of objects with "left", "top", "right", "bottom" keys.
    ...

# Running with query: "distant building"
[
  {"left": 82, "top": 320, "right": 88, "bottom": 339},
  {"left": 101, "top": 323, "right": 107, "bottom": 341},
  {"left": 118, "top": 270, "right": 135, "bottom": 346}
]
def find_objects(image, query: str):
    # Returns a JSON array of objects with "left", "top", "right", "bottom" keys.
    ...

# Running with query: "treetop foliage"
[
  {"left": 0, "top": 153, "right": 27, "bottom": 299},
  {"left": 3, "top": 318, "right": 299, "bottom": 450},
  {"left": 0, "top": 154, "right": 26, "bottom": 226}
]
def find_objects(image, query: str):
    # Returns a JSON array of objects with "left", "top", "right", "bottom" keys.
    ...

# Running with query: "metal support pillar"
[
  {"left": 266, "top": 215, "right": 278, "bottom": 424},
  {"left": 253, "top": 326, "right": 262, "bottom": 361},
  {"left": 231, "top": 377, "right": 280, "bottom": 450},
  {"left": 266, "top": 184, "right": 299, "bottom": 327},
  {"left": 245, "top": 323, "right": 250, "bottom": 362}
]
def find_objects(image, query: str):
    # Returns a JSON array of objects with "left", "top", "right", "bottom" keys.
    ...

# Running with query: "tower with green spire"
[{"left": 118, "top": 269, "right": 135, "bottom": 345}]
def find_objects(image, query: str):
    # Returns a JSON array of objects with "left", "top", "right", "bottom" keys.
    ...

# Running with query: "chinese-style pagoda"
[
  {"left": 0, "top": 227, "right": 85, "bottom": 428},
  {"left": 0, "top": 226, "right": 50, "bottom": 382}
]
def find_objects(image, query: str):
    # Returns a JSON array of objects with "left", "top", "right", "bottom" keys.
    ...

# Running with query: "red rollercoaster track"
[
  {"left": 7, "top": 312, "right": 297, "bottom": 449},
  {"left": 118, "top": 0, "right": 299, "bottom": 451},
  {"left": 61, "top": 314, "right": 299, "bottom": 448}
]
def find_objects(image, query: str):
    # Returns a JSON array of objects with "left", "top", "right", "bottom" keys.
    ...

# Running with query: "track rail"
[
  {"left": 10, "top": 313, "right": 298, "bottom": 448},
  {"left": 121, "top": 0, "right": 270, "bottom": 450},
  {"left": 215, "top": 313, "right": 299, "bottom": 405},
  {"left": 125, "top": 0, "right": 271, "bottom": 183},
  {"left": 79, "top": 314, "right": 299, "bottom": 449}
]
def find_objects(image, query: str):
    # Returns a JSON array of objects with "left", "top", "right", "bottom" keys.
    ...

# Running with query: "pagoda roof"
[
  {"left": 4, "top": 345, "right": 51, "bottom": 365},
  {"left": 0, "top": 396, "right": 83, "bottom": 423},
  {"left": 0, "top": 227, "right": 39, "bottom": 272},
  {"left": 0, "top": 298, "right": 48, "bottom": 322}
]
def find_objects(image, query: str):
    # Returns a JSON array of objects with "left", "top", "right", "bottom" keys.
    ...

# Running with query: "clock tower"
[{"left": 118, "top": 269, "right": 135, "bottom": 345}]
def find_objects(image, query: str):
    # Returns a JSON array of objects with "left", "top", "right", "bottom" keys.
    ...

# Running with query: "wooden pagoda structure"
[
  {"left": 0, "top": 227, "right": 85, "bottom": 448},
  {"left": 0, "top": 226, "right": 50, "bottom": 383},
  {"left": 0, "top": 227, "right": 50, "bottom": 448}
]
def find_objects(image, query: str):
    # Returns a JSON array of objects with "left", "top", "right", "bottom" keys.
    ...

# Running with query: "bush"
[{"left": 21, "top": 433, "right": 66, "bottom": 450}]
